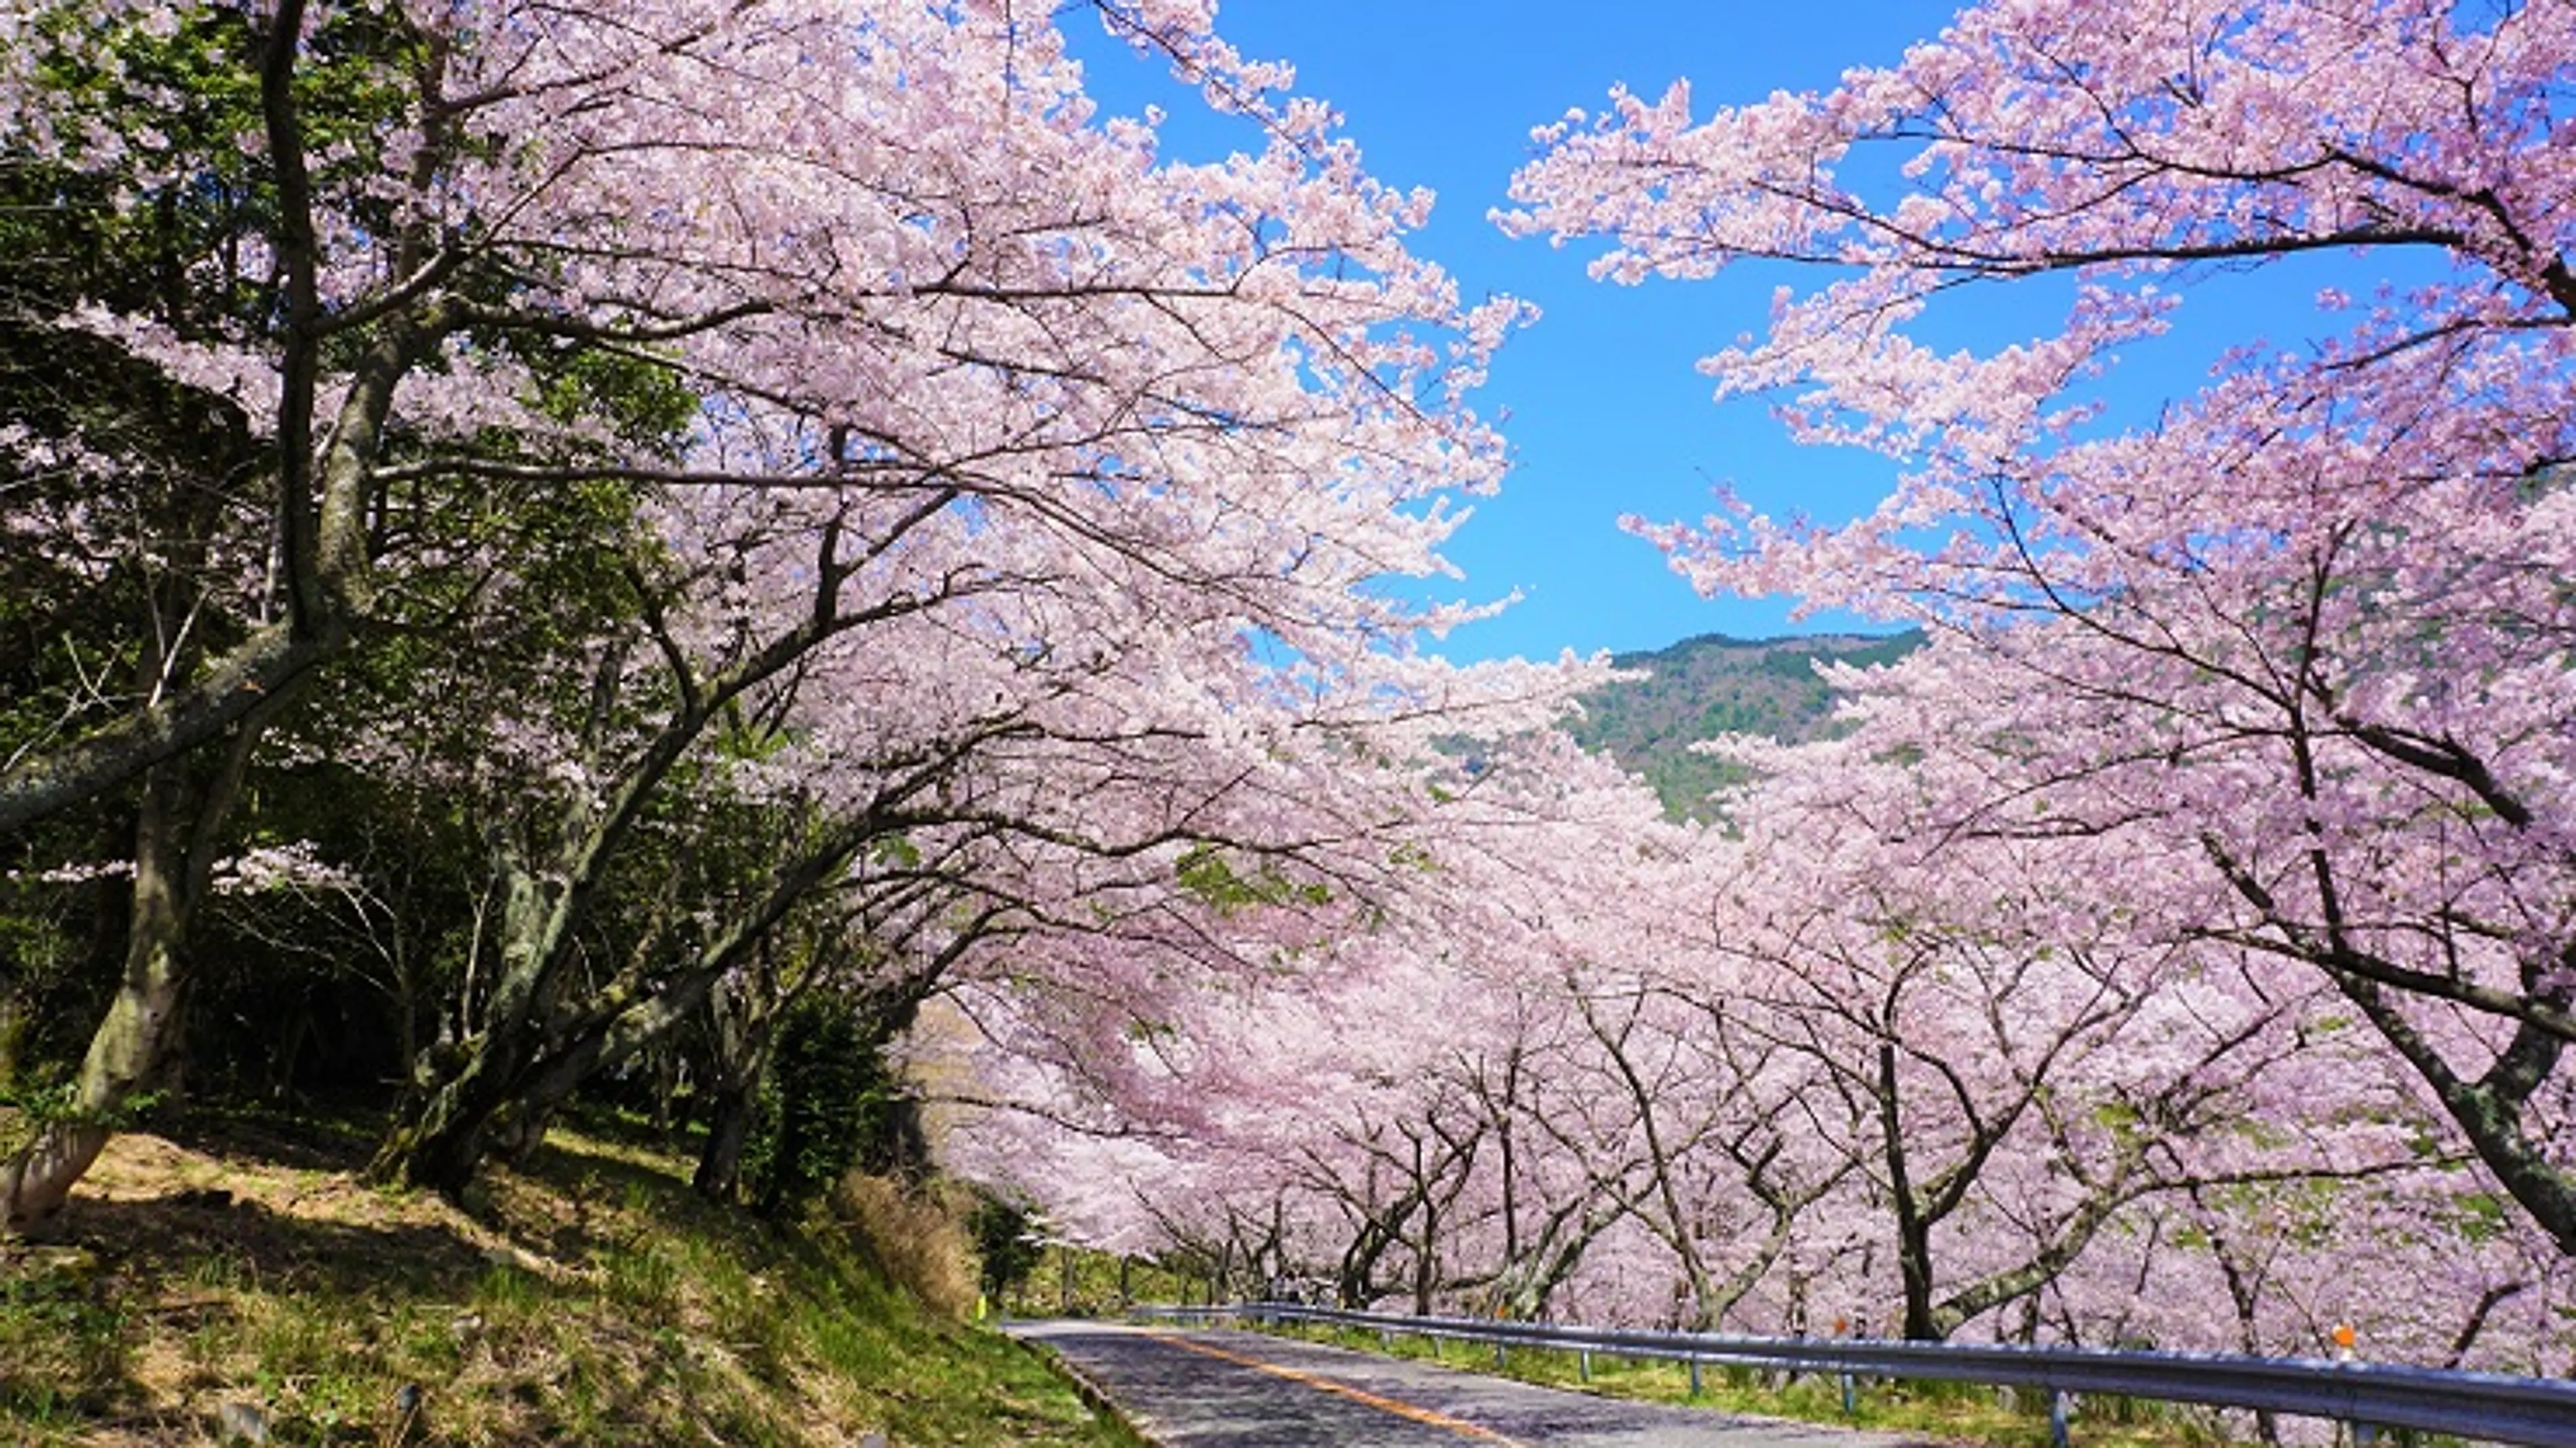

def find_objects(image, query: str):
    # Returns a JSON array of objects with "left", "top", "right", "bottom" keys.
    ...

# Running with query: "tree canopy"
[{"left": 5, "top": 0, "right": 2573, "bottom": 1390}]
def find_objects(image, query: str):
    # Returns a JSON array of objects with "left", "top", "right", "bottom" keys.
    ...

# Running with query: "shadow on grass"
[
  {"left": 521, "top": 1131, "right": 696, "bottom": 1207},
  {"left": 25, "top": 1190, "right": 490, "bottom": 1301},
  {"left": 152, "top": 1101, "right": 383, "bottom": 1176},
  {"left": 6, "top": 1109, "right": 1066, "bottom": 1444},
  {"left": 5, "top": 1192, "right": 480, "bottom": 1436}
]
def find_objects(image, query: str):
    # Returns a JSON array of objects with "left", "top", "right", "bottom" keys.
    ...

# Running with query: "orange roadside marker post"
[
  {"left": 1834, "top": 1317, "right": 1856, "bottom": 1417},
  {"left": 2332, "top": 1324, "right": 2375, "bottom": 1447}
]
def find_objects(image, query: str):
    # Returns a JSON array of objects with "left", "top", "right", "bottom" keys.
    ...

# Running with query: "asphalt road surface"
[{"left": 1010, "top": 1321, "right": 1928, "bottom": 1447}]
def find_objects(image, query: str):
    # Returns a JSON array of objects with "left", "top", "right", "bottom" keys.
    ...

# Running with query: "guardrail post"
[
  {"left": 1835, "top": 1316, "right": 1856, "bottom": 1417},
  {"left": 2335, "top": 1325, "right": 2377, "bottom": 1447},
  {"left": 1578, "top": 1348, "right": 1591, "bottom": 1383},
  {"left": 2049, "top": 1388, "right": 2069, "bottom": 1448},
  {"left": 1494, "top": 1338, "right": 1507, "bottom": 1370},
  {"left": 1688, "top": 1357, "right": 1702, "bottom": 1398}
]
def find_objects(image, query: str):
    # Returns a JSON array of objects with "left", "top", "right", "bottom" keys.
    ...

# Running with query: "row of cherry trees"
[
  {"left": 0, "top": 0, "right": 1585, "bottom": 1223},
  {"left": 958, "top": 0, "right": 2576, "bottom": 1375},
  {"left": 969, "top": 734, "right": 2573, "bottom": 1371},
  {"left": 5, "top": 0, "right": 2568, "bottom": 1381}
]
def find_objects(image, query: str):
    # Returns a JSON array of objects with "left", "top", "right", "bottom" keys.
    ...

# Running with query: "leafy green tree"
[{"left": 749, "top": 993, "right": 923, "bottom": 1219}]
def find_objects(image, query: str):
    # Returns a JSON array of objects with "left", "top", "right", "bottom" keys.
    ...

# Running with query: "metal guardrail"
[{"left": 1129, "top": 1302, "right": 2576, "bottom": 1447}]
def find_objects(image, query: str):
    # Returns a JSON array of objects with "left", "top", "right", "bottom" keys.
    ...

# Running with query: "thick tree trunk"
[
  {"left": 1336, "top": 1233, "right": 1381, "bottom": 1308},
  {"left": 1894, "top": 1211, "right": 1938, "bottom": 1341},
  {"left": 373, "top": 832, "right": 865, "bottom": 1196},
  {"left": 2336, "top": 972, "right": 2576, "bottom": 1256},
  {"left": 368, "top": 859, "right": 557, "bottom": 1196},
  {"left": 1878, "top": 1042, "right": 1942, "bottom": 1341},
  {"left": 0, "top": 1121, "right": 113, "bottom": 1231},
  {"left": 692, "top": 1078, "right": 760, "bottom": 1204},
  {"left": 693, "top": 960, "right": 782, "bottom": 1203},
  {"left": 3, "top": 772, "right": 192, "bottom": 1229},
  {"left": 1410, "top": 1208, "right": 1438, "bottom": 1317},
  {"left": 369, "top": 1034, "right": 528, "bottom": 1198},
  {"left": 490, "top": 1099, "right": 559, "bottom": 1168},
  {"left": 0, "top": 627, "right": 339, "bottom": 838}
]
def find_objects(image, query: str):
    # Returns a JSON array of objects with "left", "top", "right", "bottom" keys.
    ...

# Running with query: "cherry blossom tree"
[
  {"left": 1, "top": 0, "right": 1582, "bottom": 1221},
  {"left": 961, "top": 700, "right": 2574, "bottom": 1361},
  {"left": 955, "top": 844, "right": 1515, "bottom": 1311},
  {"left": 1555, "top": 966, "right": 1864, "bottom": 1333},
  {"left": 1505, "top": 0, "right": 2576, "bottom": 1254},
  {"left": 951, "top": 731, "right": 1697, "bottom": 1316}
]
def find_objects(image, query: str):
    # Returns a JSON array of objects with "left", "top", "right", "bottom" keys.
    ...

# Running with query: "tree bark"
[
  {"left": 368, "top": 856, "right": 558, "bottom": 1196},
  {"left": 4, "top": 771, "right": 191, "bottom": 1227},
  {"left": 693, "top": 1081, "right": 759, "bottom": 1204},
  {"left": 372, "top": 812, "right": 885, "bottom": 1195},
  {"left": 2333, "top": 972, "right": 2576, "bottom": 1256},
  {"left": 1878, "top": 1042, "right": 1941, "bottom": 1341},
  {"left": 692, "top": 952, "right": 782, "bottom": 1203},
  {"left": 1, "top": 626, "right": 294, "bottom": 1229}
]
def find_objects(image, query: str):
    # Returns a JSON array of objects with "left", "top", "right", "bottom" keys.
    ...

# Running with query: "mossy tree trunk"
[
  {"left": 0, "top": 719, "right": 270, "bottom": 1226},
  {"left": 693, "top": 952, "right": 786, "bottom": 1204},
  {"left": 1, "top": 551, "right": 297, "bottom": 1230},
  {"left": 692, "top": 1080, "right": 762, "bottom": 1205}
]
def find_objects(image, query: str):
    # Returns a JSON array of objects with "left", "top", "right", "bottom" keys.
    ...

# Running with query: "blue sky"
[{"left": 1065, "top": 3, "right": 2371, "bottom": 665}]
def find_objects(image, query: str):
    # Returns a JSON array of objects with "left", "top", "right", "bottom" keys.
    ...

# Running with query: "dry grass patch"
[
  {"left": 832, "top": 1173, "right": 979, "bottom": 1323},
  {"left": 1, "top": 1109, "right": 1134, "bottom": 1446}
]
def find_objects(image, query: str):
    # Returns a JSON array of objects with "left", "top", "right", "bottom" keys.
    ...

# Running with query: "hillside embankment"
[{"left": 0, "top": 1109, "right": 1132, "bottom": 1446}]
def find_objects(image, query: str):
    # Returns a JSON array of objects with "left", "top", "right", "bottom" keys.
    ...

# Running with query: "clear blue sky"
[{"left": 1066, "top": 3, "right": 2358, "bottom": 665}]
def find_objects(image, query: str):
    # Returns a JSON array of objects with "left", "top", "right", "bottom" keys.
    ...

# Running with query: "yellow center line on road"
[{"left": 1146, "top": 1330, "right": 1529, "bottom": 1445}]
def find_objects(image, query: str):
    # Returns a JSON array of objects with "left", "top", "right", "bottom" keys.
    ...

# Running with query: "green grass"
[
  {"left": 0, "top": 1107, "right": 1139, "bottom": 1445},
  {"left": 1006, "top": 1241, "right": 1201, "bottom": 1320},
  {"left": 0, "top": 1251, "right": 128, "bottom": 1432}
]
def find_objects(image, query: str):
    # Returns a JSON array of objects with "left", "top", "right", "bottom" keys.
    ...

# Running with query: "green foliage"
[
  {"left": 969, "top": 1191, "right": 1050, "bottom": 1302},
  {"left": 8, "top": 3, "right": 417, "bottom": 332},
  {"left": 1010, "top": 1242, "right": 1197, "bottom": 1319},
  {"left": 749, "top": 996, "right": 922, "bottom": 1217},
  {"left": 0, "top": 869, "right": 108, "bottom": 1093},
  {"left": 2453, "top": 1191, "right": 2511, "bottom": 1243},
  {"left": 1174, "top": 844, "right": 1330, "bottom": 913},
  {"left": 529, "top": 343, "right": 699, "bottom": 453},
  {"left": 1567, "top": 630, "right": 1922, "bottom": 819},
  {"left": 0, "top": 1080, "right": 162, "bottom": 1133}
]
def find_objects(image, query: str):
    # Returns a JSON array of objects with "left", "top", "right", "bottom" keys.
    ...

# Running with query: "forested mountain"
[{"left": 1568, "top": 631, "right": 1921, "bottom": 818}]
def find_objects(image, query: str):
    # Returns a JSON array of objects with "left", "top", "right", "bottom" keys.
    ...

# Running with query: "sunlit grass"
[{"left": 0, "top": 1110, "right": 1138, "bottom": 1445}]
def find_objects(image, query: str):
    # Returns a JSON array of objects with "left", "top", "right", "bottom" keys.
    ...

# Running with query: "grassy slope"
[{"left": 0, "top": 1110, "right": 1134, "bottom": 1447}]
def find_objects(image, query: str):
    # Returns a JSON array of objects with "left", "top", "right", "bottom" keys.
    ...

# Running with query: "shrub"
[
  {"left": 749, "top": 995, "right": 928, "bottom": 1218},
  {"left": 966, "top": 1190, "right": 1046, "bottom": 1304}
]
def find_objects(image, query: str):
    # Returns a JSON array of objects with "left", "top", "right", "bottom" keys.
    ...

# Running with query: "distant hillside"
[{"left": 1568, "top": 630, "right": 1922, "bottom": 819}]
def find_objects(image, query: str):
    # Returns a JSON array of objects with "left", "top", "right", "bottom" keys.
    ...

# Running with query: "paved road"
[{"left": 1010, "top": 1321, "right": 1927, "bottom": 1447}]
